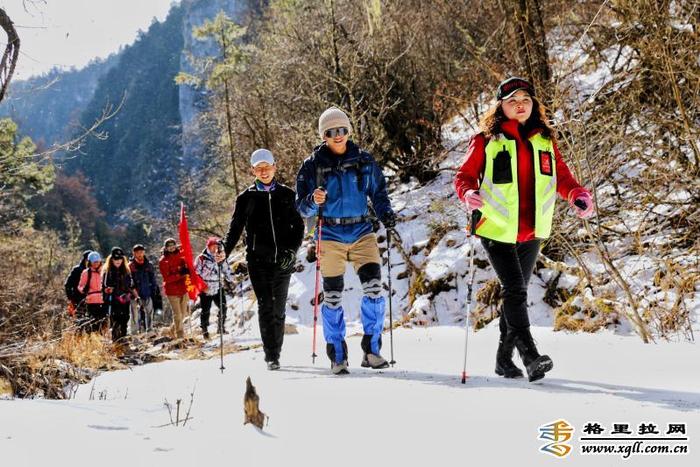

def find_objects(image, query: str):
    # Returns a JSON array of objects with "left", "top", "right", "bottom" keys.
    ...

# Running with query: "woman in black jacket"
[
  {"left": 103, "top": 247, "right": 139, "bottom": 345},
  {"left": 224, "top": 149, "right": 305, "bottom": 370}
]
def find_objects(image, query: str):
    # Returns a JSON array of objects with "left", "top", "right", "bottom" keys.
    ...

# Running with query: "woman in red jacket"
[
  {"left": 454, "top": 77, "right": 594, "bottom": 382},
  {"left": 158, "top": 238, "right": 189, "bottom": 339}
]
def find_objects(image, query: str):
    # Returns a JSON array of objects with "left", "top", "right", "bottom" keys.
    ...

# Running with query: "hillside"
[
  {"left": 0, "top": 55, "right": 118, "bottom": 148},
  {"left": 62, "top": 5, "right": 186, "bottom": 219}
]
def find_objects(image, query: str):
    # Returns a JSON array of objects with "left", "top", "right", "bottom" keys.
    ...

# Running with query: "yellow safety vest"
[{"left": 475, "top": 133, "right": 557, "bottom": 243}]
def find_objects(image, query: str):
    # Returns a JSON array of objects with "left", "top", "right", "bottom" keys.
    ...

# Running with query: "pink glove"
[
  {"left": 570, "top": 190, "right": 594, "bottom": 219},
  {"left": 463, "top": 189, "right": 483, "bottom": 210}
]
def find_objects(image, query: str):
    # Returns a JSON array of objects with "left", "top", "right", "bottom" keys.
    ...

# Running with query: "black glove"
[
  {"left": 180, "top": 266, "right": 190, "bottom": 275},
  {"left": 279, "top": 249, "right": 297, "bottom": 272},
  {"left": 381, "top": 211, "right": 397, "bottom": 229}
]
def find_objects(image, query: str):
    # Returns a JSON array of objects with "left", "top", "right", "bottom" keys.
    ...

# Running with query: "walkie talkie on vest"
[{"left": 493, "top": 145, "right": 513, "bottom": 184}]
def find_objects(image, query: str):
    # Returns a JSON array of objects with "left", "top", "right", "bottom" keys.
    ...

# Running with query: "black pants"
[
  {"left": 84, "top": 303, "right": 107, "bottom": 333},
  {"left": 481, "top": 238, "right": 540, "bottom": 330},
  {"left": 110, "top": 302, "right": 130, "bottom": 342},
  {"left": 248, "top": 258, "right": 293, "bottom": 362},
  {"left": 200, "top": 292, "right": 226, "bottom": 331}
]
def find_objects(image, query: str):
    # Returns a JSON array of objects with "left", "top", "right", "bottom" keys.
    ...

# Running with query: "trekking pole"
[
  {"left": 106, "top": 294, "right": 113, "bottom": 339},
  {"left": 311, "top": 207, "right": 323, "bottom": 364},
  {"left": 218, "top": 261, "right": 225, "bottom": 373},
  {"left": 239, "top": 270, "right": 244, "bottom": 324},
  {"left": 461, "top": 207, "right": 476, "bottom": 384},
  {"left": 188, "top": 298, "right": 193, "bottom": 339},
  {"left": 386, "top": 229, "right": 396, "bottom": 367}
]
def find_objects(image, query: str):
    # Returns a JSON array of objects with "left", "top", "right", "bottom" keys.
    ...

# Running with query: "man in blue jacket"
[
  {"left": 296, "top": 107, "right": 396, "bottom": 375},
  {"left": 128, "top": 244, "right": 160, "bottom": 333}
]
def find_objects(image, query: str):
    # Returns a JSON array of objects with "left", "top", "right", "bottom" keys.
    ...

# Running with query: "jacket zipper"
[{"left": 268, "top": 192, "right": 278, "bottom": 263}]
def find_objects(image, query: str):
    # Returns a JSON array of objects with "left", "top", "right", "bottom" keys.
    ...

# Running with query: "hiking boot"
[
  {"left": 495, "top": 330, "right": 524, "bottom": 378},
  {"left": 202, "top": 330, "right": 210, "bottom": 340},
  {"left": 361, "top": 353, "right": 390, "bottom": 369},
  {"left": 511, "top": 328, "right": 553, "bottom": 382},
  {"left": 331, "top": 360, "right": 350, "bottom": 375},
  {"left": 267, "top": 360, "right": 280, "bottom": 371},
  {"left": 326, "top": 341, "right": 348, "bottom": 364}
]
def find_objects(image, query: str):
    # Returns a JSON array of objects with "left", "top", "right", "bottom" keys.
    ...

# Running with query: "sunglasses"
[{"left": 324, "top": 127, "right": 349, "bottom": 138}]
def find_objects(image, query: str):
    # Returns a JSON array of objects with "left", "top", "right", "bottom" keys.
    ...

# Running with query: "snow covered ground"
[
  {"left": 1, "top": 324, "right": 698, "bottom": 466},
  {"left": 2, "top": 92, "right": 698, "bottom": 466}
]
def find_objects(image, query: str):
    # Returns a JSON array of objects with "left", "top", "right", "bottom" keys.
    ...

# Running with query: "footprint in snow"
[{"left": 87, "top": 425, "right": 129, "bottom": 431}]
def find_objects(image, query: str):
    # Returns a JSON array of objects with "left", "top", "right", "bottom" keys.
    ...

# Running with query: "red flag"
[{"left": 178, "top": 203, "right": 206, "bottom": 300}]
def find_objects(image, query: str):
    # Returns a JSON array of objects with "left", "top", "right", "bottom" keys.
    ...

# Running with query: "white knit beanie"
[{"left": 318, "top": 107, "right": 352, "bottom": 138}]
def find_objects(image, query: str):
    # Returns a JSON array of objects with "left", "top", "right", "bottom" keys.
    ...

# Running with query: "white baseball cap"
[{"left": 250, "top": 149, "right": 275, "bottom": 167}]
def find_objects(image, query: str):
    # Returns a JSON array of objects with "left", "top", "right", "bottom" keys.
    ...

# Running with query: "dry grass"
[
  {"left": 0, "top": 229, "right": 90, "bottom": 398},
  {"left": 472, "top": 279, "right": 502, "bottom": 330},
  {"left": 648, "top": 261, "right": 698, "bottom": 340},
  {"left": 0, "top": 375, "right": 12, "bottom": 397},
  {"left": 48, "top": 331, "right": 123, "bottom": 371},
  {"left": 553, "top": 295, "right": 620, "bottom": 333},
  {"left": 0, "top": 331, "right": 123, "bottom": 399}
]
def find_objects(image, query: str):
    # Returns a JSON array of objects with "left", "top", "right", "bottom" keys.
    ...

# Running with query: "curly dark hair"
[{"left": 479, "top": 95, "right": 556, "bottom": 142}]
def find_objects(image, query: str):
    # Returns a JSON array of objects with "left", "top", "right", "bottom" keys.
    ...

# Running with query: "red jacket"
[
  {"left": 159, "top": 249, "right": 188, "bottom": 297},
  {"left": 454, "top": 119, "right": 587, "bottom": 242}
]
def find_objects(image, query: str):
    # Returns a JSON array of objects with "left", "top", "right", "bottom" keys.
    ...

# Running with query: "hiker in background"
[
  {"left": 454, "top": 77, "right": 594, "bottom": 382},
  {"left": 195, "top": 237, "right": 233, "bottom": 339},
  {"left": 64, "top": 250, "right": 91, "bottom": 320},
  {"left": 103, "top": 247, "right": 139, "bottom": 345},
  {"left": 77, "top": 251, "right": 107, "bottom": 333},
  {"left": 295, "top": 107, "right": 396, "bottom": 375},
  {"left": 128, "top": 244, "right": 159, "bottom": 334},
  {"left": 159, "top": 238, "right": 189, "bottom": 339},
  {"left": 224, "top": 149, "right": 305, "bottom": 370}
]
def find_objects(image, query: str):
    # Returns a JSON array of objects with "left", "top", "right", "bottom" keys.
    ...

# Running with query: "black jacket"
[
  {"left": 64, "top": 252, "right": 90, "bottom": 304},
  {"left": 102, "top": 267, "right": 135, "bottom": 301},
  {"left": 224, "top": 181, "right": 305, "bottom": 263},
  {"left": 64, "top": 264, "right": 86, "bottom": 304}
]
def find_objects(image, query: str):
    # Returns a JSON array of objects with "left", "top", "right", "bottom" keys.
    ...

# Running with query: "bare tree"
[{"left": 0, "top": 7, "right": 20, "bottom": 103}]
